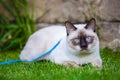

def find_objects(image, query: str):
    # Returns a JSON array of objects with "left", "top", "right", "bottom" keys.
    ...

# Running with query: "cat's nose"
[{"left": 80, "top": 41, "right": 88, "bottom": 50}]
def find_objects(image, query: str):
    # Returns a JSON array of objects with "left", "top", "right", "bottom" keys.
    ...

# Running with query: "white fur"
[{"left": 20, "top": 24, "right": 102, "bottom": 68}]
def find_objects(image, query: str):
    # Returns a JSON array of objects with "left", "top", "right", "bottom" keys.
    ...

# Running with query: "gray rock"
[
  {"left": 1, "top": 0, "right": 120, "bottom": 49},
  {"left": 27, "top": 0, "right": 120, "bottom": 23},
  {"left": 98, "top": 22, "right": 120, "bottom": 48}
]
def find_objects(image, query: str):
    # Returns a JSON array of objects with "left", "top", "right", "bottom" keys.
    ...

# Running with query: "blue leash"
[{"left": 0, "top": 40, "right": 61, "bottom": 65}]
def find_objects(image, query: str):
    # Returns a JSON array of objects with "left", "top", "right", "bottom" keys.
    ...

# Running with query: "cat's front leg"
[
  {"left": 54, "top": 58, "right": 79, "bottom": 67},
  {"left": 62, "top": 61, "right": 79, "bottom": 68},
  {"left": 91, "top": 58, "right": 102, "bottom": 68}
]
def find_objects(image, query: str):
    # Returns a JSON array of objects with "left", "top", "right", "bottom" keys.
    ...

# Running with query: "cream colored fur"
[{"left": 20, "top": 24, "right": 102, "bottom": 68}]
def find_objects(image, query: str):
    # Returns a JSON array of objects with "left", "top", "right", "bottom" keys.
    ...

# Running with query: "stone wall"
[
  {"left": 27, "top": 0, "right": 120, "bottom": 23},
  {"left": 0, "top": 0, "right": 120, "bottom": 49}
]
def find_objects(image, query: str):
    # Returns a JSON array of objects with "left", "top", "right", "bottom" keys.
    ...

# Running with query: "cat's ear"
[
  {"left": 65, "top": 21, "right": 77, "bottom": 36},
  {"left": 85, "top": 18, "right": 96, "bottom": 32}
]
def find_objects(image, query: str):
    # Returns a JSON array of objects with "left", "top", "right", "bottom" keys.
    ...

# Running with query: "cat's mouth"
[
  {"left": 75, "top": 49, "right": 91, "bottom": 56},
  {"left": 80, "top": 49, "right": 91, "bottom": 55},
  {"left": 81, "top": 48, "right": 91, "bottom": 52},
  {"left": 80, "top": 48, "right": 88, "bottom": 51}
]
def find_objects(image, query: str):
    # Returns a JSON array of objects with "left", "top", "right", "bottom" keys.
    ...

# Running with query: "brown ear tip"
[
  {"left": 90, "top": 18, "right": 96, "bottom": 22},
  {"left": 65, "top": 21, "right": 73, "bottom": 26},
  {"left": 65, "top": 21, "right": 71, "bottom": 24}
]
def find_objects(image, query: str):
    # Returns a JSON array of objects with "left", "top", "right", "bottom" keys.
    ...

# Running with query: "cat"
[{"left": 20, "top": 18, "right": 102, "bottom": 68}]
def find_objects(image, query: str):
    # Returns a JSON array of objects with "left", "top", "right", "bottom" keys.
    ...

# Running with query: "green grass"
[
  {"left": 0, "top": 49, "right": 120, "bottom": 80},
  {"left": 0, "top": 0, "right": 35, "bottom": 51}
]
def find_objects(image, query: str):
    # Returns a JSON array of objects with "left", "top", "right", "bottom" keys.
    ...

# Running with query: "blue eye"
[
  {"left": 73, "top": 38, "right": 80, "bottom": 44},
  {"left": 86, "top": 36, "right": 91, "bottom": 42}
]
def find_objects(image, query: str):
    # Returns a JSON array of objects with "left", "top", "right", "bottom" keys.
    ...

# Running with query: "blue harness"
[{"left": 0, "top": 40, "right": 61, "bottom": 65}]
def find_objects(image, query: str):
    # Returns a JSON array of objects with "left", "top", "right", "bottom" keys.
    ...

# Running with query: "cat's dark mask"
[{"left": 65, "top": 18, "right": 96, "bottom": 50}]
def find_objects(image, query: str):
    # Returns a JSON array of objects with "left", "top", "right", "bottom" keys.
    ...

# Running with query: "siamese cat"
[{"left": 20, "top": 18, "right": 102, "bottom": 68}]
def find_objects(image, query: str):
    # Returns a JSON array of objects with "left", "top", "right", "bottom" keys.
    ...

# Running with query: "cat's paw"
[
  {"left": 62, "top": 61, "right": 79, "bottom": 68},
  {"left": 91, "top": 59, "right": 102, "bottom": 68}
]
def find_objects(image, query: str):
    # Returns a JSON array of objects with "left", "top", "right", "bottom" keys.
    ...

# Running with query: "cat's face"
[{"left": 65, "top": 18, "right": 99, "bottom": 53}]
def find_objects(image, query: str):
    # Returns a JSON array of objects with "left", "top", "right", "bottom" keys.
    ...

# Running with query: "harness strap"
[{"left": 0, "top": 40, "right": 61, "bottom": 65}]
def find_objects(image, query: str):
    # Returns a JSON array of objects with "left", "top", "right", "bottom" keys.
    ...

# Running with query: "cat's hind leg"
[
  {"left": 19, "top": 36, "right": 47, "bottom": 61},
  {"left": 20, "top": 48, "right": 42, "bottom": 61}
]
